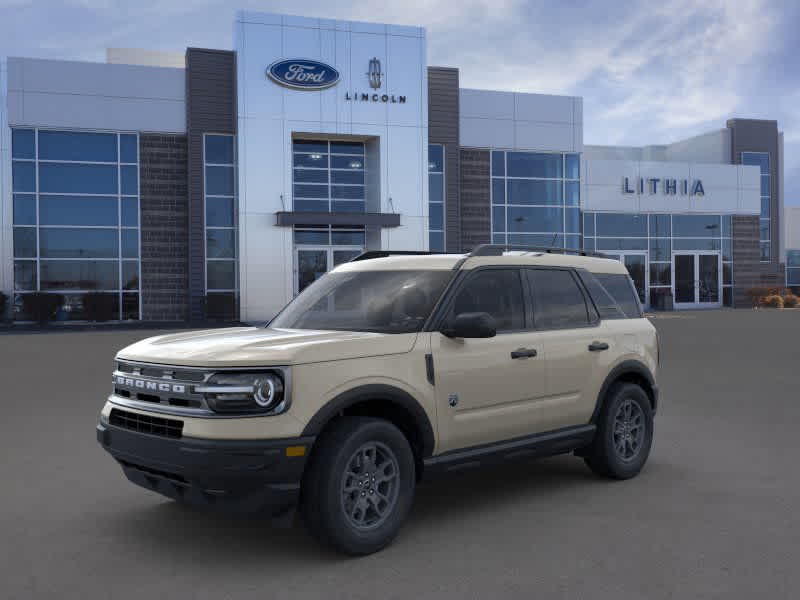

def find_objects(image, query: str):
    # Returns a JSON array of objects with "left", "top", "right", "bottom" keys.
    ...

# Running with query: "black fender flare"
[
  {"left": 591, "top": 360, "right": 658, "bottom": 422},
  {"left": 301, "top": 384, "right": 436, "bottom": 458}
]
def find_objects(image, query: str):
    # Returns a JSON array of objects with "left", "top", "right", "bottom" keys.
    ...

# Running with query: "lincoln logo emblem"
[{"left": 367, "top": 57, "right": 382, "bottom": 89}]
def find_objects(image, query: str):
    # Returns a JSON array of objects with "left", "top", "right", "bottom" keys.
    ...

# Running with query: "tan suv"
[{"left": 97, "top": 245, "right": 659, "bottom": 555}]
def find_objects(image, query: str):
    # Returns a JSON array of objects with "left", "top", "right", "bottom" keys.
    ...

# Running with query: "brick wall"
[
  {"left": 139, "top": 134, "right": 189, "bottom": 321},
  {"left": 460, "top": 149, "right": 491, "bottom": 251}
]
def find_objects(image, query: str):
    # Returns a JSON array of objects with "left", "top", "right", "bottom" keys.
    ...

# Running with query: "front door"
[
  {"left": 672, "top": 252, "right": 721, "bottom": 308},
  {"left": 606, "top": 252, "right": 648, "bottom": 308},
  {"left": 295, "top": 247, "right": 362, "bottom": 294}
]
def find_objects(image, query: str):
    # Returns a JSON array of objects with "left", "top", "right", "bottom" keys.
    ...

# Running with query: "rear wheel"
[
  {"left": 584, "top": 383, "right": 653, "bottom": 479},
  {"left": 301, "top": 417, "right": 415, "bottom": 555}
]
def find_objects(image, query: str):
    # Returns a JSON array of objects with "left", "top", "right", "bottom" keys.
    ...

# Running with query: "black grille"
[{"left": 109, "top": 408, "right": 184, "bottom": 439}]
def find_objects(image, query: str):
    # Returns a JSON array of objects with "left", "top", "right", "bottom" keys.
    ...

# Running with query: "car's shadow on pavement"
[{"left": 99, "top": 454, "right": 613, "bottom": 564}]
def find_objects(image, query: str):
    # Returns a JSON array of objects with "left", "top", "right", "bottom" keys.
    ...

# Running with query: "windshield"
[{"left": 271, "top": 270, "right": 453, "bottom": 333}]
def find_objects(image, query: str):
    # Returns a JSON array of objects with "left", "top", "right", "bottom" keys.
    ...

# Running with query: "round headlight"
[{"left": 254, "top": 375, "right": 284, "bottom": 409}]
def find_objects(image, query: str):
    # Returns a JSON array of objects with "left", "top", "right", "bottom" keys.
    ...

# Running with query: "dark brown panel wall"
[
  {"left": 139, "top": 134, "right": 189, "bottom": 321},
  {"left": 186, "top": 48, "right": 237, "bottom": 321},
  {"left": 427, "top": 67, "right": 461, "bottom": 252},
  {"left": 459, "top": 149, "right": 491, "bottom": 251},
  {"left": 732, "top": 215, "right": 760, "bottom": 307}
]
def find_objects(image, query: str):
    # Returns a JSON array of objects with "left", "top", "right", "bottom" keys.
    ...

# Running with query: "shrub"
[
  {"left": 762, "top": 295, "right": 784, "bottom": 309},
  {"left": 22, "top": 293, "right": 64, "bottom": 324},
  {"left": 83, "top": 292, "right": 118, "bottom": 322},
  {"left": 782, "top": 294, "right": 799, "bottom": 308},
  {"left": 0, "top": 292, "right": 7, "bottom": 322}
]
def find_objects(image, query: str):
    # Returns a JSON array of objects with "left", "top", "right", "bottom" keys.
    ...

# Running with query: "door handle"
[
  {"left": 511, "top": 348, "right": 538, "bottom": 359},
  {"left": 588, "top": 341, "right": 609, "bottom": 352}
]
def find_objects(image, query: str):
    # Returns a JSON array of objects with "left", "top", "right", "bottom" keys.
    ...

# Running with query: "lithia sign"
[
  {"left": 623, "top": 177, "right": 705, "bottom": 196},
  {"left": 267, "top": 57, "right": 406, "bottom": 103}
]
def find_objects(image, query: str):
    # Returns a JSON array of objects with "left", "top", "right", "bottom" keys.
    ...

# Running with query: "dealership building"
[{"left": 0, "top": 11, "right": 794, "bottom": 323}]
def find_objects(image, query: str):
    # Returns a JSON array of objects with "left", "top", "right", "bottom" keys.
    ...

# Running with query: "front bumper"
[{"left": 97, "top": 419, "right": 314, "bottom": 517}]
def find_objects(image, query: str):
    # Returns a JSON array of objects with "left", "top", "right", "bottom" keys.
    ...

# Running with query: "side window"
[
  {"left": 527, "top": 269, "right": 591, "bottom": 330},
  {"left": 577, "top": 270, "right": 626, "bottom": 320},
  {"left": 450, "top": 269, "right": 525, "bottom": 332},
  {"left": 594, "top": 273, "right": 642, "bottom": 318}
]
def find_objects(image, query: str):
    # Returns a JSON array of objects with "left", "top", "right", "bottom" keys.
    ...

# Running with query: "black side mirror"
[{"left": 442, "top": 312, "right": 497, "bottom": 339}]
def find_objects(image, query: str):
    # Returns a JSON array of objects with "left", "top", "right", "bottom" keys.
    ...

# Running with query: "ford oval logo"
[{"left": 267, "top": 59, "right": 340, "bottom": 90}]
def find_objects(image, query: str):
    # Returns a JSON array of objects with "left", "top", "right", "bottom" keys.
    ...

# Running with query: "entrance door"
[
  {"left": 295, "top": 247, "right": 363, "bottom": 294},
  {"left": 672, "top": 252, "right": 721, "bottom": 308},
  {"left": 606, "top": 252, "right": 648, "bottom": 308}
]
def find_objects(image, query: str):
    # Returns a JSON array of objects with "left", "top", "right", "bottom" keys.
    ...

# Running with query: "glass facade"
[
  {"left": 742, "top": 152, "right": 770, "bottom": 261},
  {"left": 11, "top": 128, "right": 141, "bottom": 320},
  {"left": 204, "top": 134, "right": 238, "bottom": 297},
  {"left": 292, "top": 140, "right": 365, "bottom": 213},
  {"left": 584, "top": 213, "right": 734, "bottom": 307},
  {"left": 787, "top": 250, "right": 800, "bottom": 290},
  {"left": 491, "top": 150, "right": 580, "bottom": 249},
  {"left": 428, "top": 144, "right": 445, "bottom": 252}
]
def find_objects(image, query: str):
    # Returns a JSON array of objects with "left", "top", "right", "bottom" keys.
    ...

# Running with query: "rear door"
[{"left": 524, "top": 268, "right": 613, "bottom": 429}]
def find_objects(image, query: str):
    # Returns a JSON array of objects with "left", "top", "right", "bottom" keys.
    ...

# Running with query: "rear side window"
[
  {"left": 450, "top": 269, "right": 525, "bottom": 332},
  {"left": 577, "top": 271, "right": 626, "bottom": 320},
  {"left": 526, "top": 269, "right": 591, "bottom": 330},
  {"left": 594, "top": 273, "right": 643, "bottom": 318}
]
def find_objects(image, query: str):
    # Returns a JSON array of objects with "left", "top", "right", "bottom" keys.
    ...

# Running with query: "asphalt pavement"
[{"left": 1, "top": 309, "right": 798, "bottom": 599}]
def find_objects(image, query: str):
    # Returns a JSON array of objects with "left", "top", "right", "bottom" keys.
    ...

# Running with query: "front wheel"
[
  {"left": 584, "top": 383, "right": 653, "bottom": 479},
  {"left": 301, "top": 417, "right": 415, "bottom": 555}
]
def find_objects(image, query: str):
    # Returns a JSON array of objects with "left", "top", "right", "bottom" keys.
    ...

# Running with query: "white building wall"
[
  {"left": 106, "top": 48, "right": 186, "bottom": 69},
  {"left": 582, "top": 158, "right": 761, "bottom": 215},
  {"left": 7, "top": 57, "right": 185, "bottom": 132},
  {"left": 459, "top": 89, "right": 582, "bottom": 152},
  {"left": 1, "top": 59, "right": 11, "bottom": 299},
  {"left": 235, "top": 11, "right": 429, "bottom": 322},
  {"left": 586, "top": 129, "right": 731, "bottom": 165},
  {"left": 785, "top": 206, "right": 800, "bottom": 250}
]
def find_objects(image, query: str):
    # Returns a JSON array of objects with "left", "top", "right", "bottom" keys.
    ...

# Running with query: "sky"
[{"left": 1, "top": 0, "right": 798, "bottom": 204}]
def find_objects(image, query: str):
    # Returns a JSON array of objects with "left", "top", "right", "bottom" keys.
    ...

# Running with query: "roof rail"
[
  {"left": 469, "top": 244, "right": 609, "bottom": 259},
  {"left": 350, "top": 250, "right": 444, "bottom": 262}
]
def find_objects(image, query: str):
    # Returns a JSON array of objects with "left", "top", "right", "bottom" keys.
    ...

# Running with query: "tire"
[
  {"left": 584, "top": 383, "right": 653, "bottom": 480},
  {"left": 301, "top": 417, "right": 416, "bottom": 555}
]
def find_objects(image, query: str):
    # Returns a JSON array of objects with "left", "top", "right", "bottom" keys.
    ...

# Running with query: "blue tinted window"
[
  {"left": 294, "top": 230, "right": 329, "bottom": 245},
  {"left": 759, "top": 220, "right": 770, "bottom": 240},
  {"left": 331, "top": 155, "right": 363, "bottom": 169},
  {"left": 673, "top": 214, "right": 721, "bottom": 237},
  {"left": 293, "top": 140, "right": 328, "bottom": 154},
  {"left": 565, "top": 208, "right": 580, "bottom": 233},
  {"left": 565, "top": 154, "right": 580, "bottom": 179},
  {"left": 565, "top": 181, "right": 579, "bottom": 206},
  {"left": 206, "top": 229, "right": 236, "bottom": 258},
  {"left": 507, "top": 180, "right": 562, "bottom": 205},
  {"left": 206, "top": 166, "right": 235, "bottom": 195},
  {"left": 330, "top": 141, "right": 364, "bottom": 155},
  {"left": 507, "top": 152, "right": 562, "bottom": 178},
  {"left": 332, "top": 170, "right": 364, "bottom": 185},
  {"left": 14, "top": 227, "right": 37, "bottom": 258},
  {"left": 721, "top": 215, "right": 732, "bottom": 237},
  {"left": 429, "top": 203, "right": 444, "bottom": 230},
  {"left": 294, "top": 200, "right": 328, "bottom": 212},
  {"left": 565, "top": 235, "right": 581, "bottom": 250},
  {"left": 12, "top": 129, "right": 35, "bottom": 159},
  {"left": 40, "top": 228, "right": 118, "bottom": 258},
  {"left": 40, "top": 260, "right": 118, "bottom": 291},
  {"left": 294, "top": 169, "right": 328, "bottom": 184},
  {"left": 294, "top": 184, "right": 328, "bottom": 199},
  {"left": 429, "top": 231, "right": 444, "bottom": 252},
  {"left": 595, "top": 213, "right": 647, "bottom": 237},
  {"left": 492, "top": 233, "right": 507, "bottom": 244},
  {"left": 508, "top": 233, "right": 563, "bottom": 246},
  {"left": 492, "top": 179, "right": 505, "bottom": 205},
  {"left": 205, "top": 135, "right": 234, "bottom": 164},
  {"left": 331, "top": 230, "right": 366, "bottom": 245},
  {"left": 492, "top": 207, "right": 505, "bottom": 233},
  {"left": 491, "top": 151, "right": 505, "bottom": 177},
  {"left": 649, "top": 238, "right": 671, "bottom": 261},
  {"left": 741, "top": 152, "right": 769, "bottom": 174},
  {"left": 507, "top": 206, "right": 563, "bottom": 233},
  {"left": 429, "top": 173, "right": 444, "bottom": 203},
  {"left": 13, "top": 194, "right": 36, "bottom": 225},
  {"left": 428, "top": 145, "right": 444, "bottom": 172},
  {"left": 760, "top": 242, "right": 770, "bottom": 261},
  {"left": 332, "top": 201, "right": 365, "bottom": 213},
  {"left": 14, "top": 261, "right": 37, "bottom": 291},
  {"left": 761, "top": 197, "right": 770, "bottom": 218},
  {"left": 207, "top": 260, "right": 236, "bottom": 290},
  {"left": 122, "top": 261, "right": 139, "bottom": 290},
  {"left": 121, "top": 229, "right": 139, "bottom": 258},
  {"left": 673, "top": 238, "right": 721, "bottom": 251},
  {"left": 120, "top": 135, "right": 138, "bottom": 163},
  {"left": 583, "top": 213, "right": 595, "bottom": 236},
  {"left": 294, "top": 153, "right": 329, "bottom": 168},
  {"left": 39, "top": 163, "right": 118, "bottom": 194},
  {"left": 121, "top": 165, "right": 138, "bottom": 195},
  {"left": 722, "top": 238, "right": 732, "bottom": 261},
  {"left": 12, "top": 161, "right": 36, "bottom": 192},
  {"left": 649, "top": 214, "right": 671, "bottom": 237},
  {"left": 787, "top": 250, "right": 800, "bottom": 268},
  {"left": 331, "top": 185, "right": 364, "bottom": 200},
  {"left": 40, "top": 195, "right": 118, "bottom": 226},
  {"left": 760, "top": 175, "right": 770, "bottom": 196},
  {"left": 121, "top": 198, "right": 139, "bottom": 227},
  {"left": 38, "top": 131, "right": 117, "bottom": 162},
  {"left": 596, "top": 238, "right": 647, "bottom": 251},
  {"left": 206, "top": 197, "right": 234, "bottom": 227}
]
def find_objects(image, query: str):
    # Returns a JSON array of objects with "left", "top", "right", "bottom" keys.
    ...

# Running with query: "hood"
[{"left": 116, "top": 327, "right": 418, "bottom": 368}]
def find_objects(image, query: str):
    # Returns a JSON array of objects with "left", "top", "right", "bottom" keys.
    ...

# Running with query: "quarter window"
[
  {"left": 450, "top": 269, "right": 525, "bottom": 332},
  {"left": 594, "top": 273, "right": 642, "bottom": 318},
  {"left": 527, "top": 269, "right": 590, "bottom": 330}
]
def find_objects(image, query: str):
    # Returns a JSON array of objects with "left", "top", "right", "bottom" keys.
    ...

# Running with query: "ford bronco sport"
[{"left": 97, "top": 245, "right": 659, "bottom": 555}]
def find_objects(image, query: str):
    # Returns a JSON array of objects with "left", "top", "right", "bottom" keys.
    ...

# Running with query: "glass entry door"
[
  {"left": 295, "top": 247, "right": 362, "bottom": 294},
  {"left": 672, "top": 252, "right": 721, "bottom": 308},
  {"left": 606, "top": 252, "right": 648, "bottom": 307}
]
